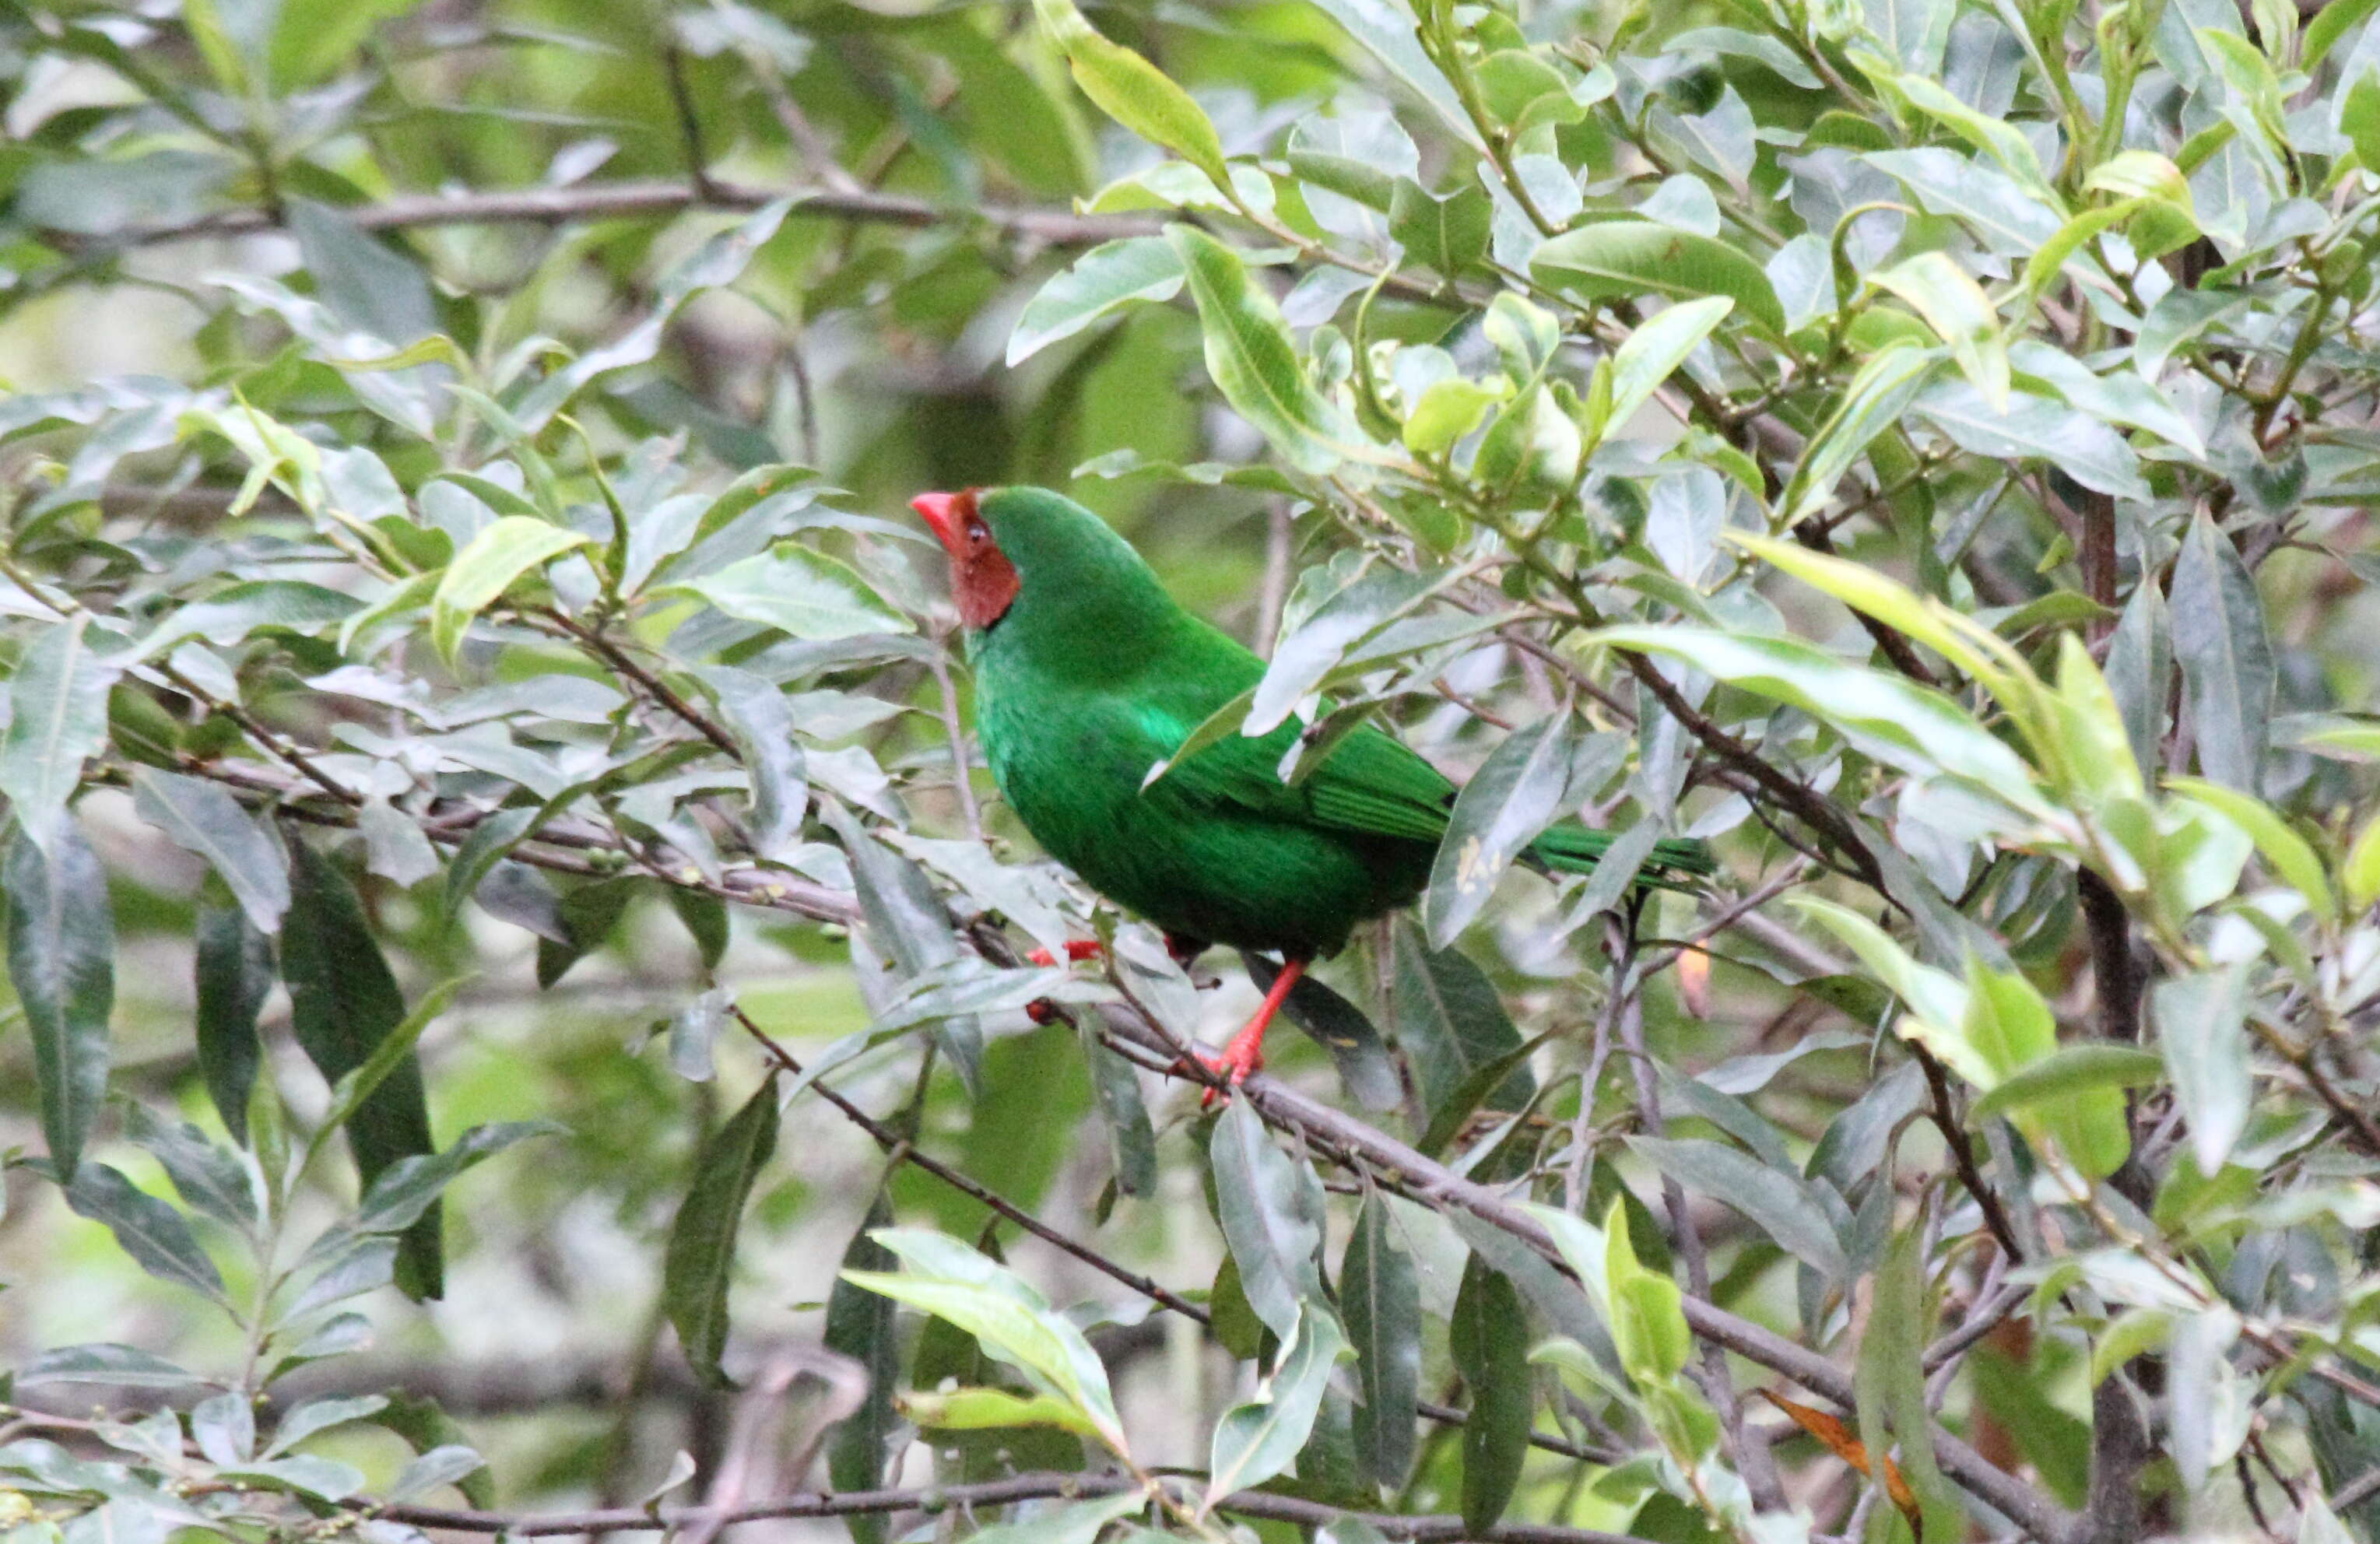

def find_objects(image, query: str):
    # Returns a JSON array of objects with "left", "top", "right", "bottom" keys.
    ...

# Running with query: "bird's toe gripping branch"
[
  {"left": 1024, "top": 939, "right": 1104, "bottom": 1023},
  {"left": 1196, "top": 958, "right": 1306, "bottom": 1107}
]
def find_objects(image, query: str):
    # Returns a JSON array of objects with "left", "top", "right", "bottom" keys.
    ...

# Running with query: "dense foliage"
[{"left": 4, "top": 0, "right": 2380, "bottom": 1539}]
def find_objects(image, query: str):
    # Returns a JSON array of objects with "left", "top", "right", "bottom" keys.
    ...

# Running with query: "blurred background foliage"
[{"left": 4, "top": 0, "right": 2380, "bottom": 1539}]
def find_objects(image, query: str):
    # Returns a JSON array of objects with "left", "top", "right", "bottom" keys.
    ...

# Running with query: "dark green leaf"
[
  {"left": 1245, "top": 955, "right": 1401, "bottom": 1113},
  {"left": 1853, "top": 1225, "right": 1962, "bottom": 1542},
  {"left": 54, "top": 1160, "right": 227, "bottom": 1304},
  {"left": 664, "top": 1075, "right": 781, "bottom": 1389},
  {"left": 5, "top": 819, "right": 114, "bottom": 1181},
  {"left": 1168, "top": 225, "right": 1367, "bottom": 474},
  {"left": 1342, "top": 1192, "right": 1419, "bottom": 1488},
  {"left": 132, "top": 768, "right": 290, "bottom": 932},
  {"left": 372, "top": 1393, "right": 498, "bottom": 1508},
  {"left": 1452, "top": 1254, "right": 1529, "bottom": 1534},
  {"left": 1627, "top": 1136, "right": 1848, "bottom": 1280},
  {"left": 1209, "top": 1099, "right": 1326, "bottom": 1342},
  {"left": 2171, "top": 511, "right": 2274, "bottom": 792},
  {"left": 825, "top": 1191, "right": 899, "bottom": 1543},
  {"left": 120, "top": 1103, "right": 255, "bottom": 1230},
  {"left": 1425, "top": 712, "right": 1581, "bottom": 948},
  {"left": 1532, "top": 222, "right": 1786, "bottom": 331},
  {"left": 1079, "top": 1019, "right": 1157, "bottom": 1198},
  {"left": 283, "top": 841, "right": 442, "bottom": 1298},
  {"left": 1388, "top": 921, "right": 1535, "bottom": 1130}
]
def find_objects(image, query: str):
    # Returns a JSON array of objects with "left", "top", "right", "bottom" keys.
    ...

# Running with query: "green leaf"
[
  {"left": 429, "top": 516, "right": 591, "bottom": 665},
  {"left": 1593, "top": 625, "right": 2048, "bottom": 822},
  {"left": 663, "top": 1074, "right": 781, "bottom": 1390},
  {"left": 1968, "top": 1044, "right": 2165, "bottom": 1123},
  {"left": 1389, "top": 920, "right": 1537, "bottom": 1129},
  {"left": 195, "top": 898, "right": 272, "bottom": 1143},
  {"left": 1425, "top": 711, "right": 1582, "bottom": 947},
  {"left": 1168, "top": 225, "right": 1367, "bottom": 474},
  {"left": 1079, "top": 1018, "right": 1157, "bottom": 1198},
  {"left": 847, "top": 1228, "right": 1126, "bottom": 1455},
  {"left": 696, "top": 667, "right": 808, "bottom": 862},
  {"left": 1452, "top": 1254, "right": 1530, "bottom": 1534},
  {"left": 1008, "top": 237, "right": 1187, "bottom": 365},
  {"left": 669, "top": 544, "right": 913, "bottom": 642},
  {"left": 1866, "top": 148, "right": 2065, "bottom": 257},
  {"left": 1402, "top": 377, "right": 1504, "bottom": 457},
  {"left": 288, "top": 200, "right": 437, "bottom": 346},
  {"left": 1778, "top": 343, "right": 1943, "bottom": 523},
  {"left": 1209, "top": 1099, "right": 1326, "bottom": 1342},
  {"left": 55, "top": 1160, "right": 227, "bottom": 1304},
  {"left": 132, "top": 769, "right": 290, "bottom": 933},
  {"left": 1854, "top": 1225, "right": 1964, "bottom": 1544},
  {"left": 824, "top": 802, "right": 981, "bottom": 1097},
  {"left": 1914, "top": 382, "right": 2148, "bottom": 500},
  {"left": 2153, "top": 966, "right": 2252, "bottom": 1176},
  {"left": 1033, "top": 0, "right": 1230, "bottom": 187},
  {"left": 5, "top": 819, "right": 114, "bottom": 1181},
  {"left": 1342, "top": 1192, "right": 1420, "bottom": 1489},
  {"left": 1248, "top": 956, "right": 1402, "bottom": 1113},
  {"left": 1887, "top": 72, "right": 2054, "bottom": 194},
  {"left": 2170, "top": 512, "right": 2275, "bottom": 794},
  {"left": 2168, "top": 778, "right": 2334, "bottom": 923},
  {"left": 1871, "top": 251, "right": 2008, "bottom": 409},
  {"left": 1388, "top": 181, "right": 1491, "bottom": 277},
  {"left": 283, "top": 842, "right": 442, "bottom": 1297},
  {"left": 824, "top": 1191, "right": 898, "bottom": 1540},
  {"left": 1604, "top": 297, "right": 1733, "bottom": 444},
  {"left": 2105, "top": 574, "right": 2172, "bottom": 778},
  {"left": 1629, "top": 1135, "right": 1849, "bottom": 1279},
  {"left": 0, "top": 613, "right": 117, "bottom": 854},
  {"left": 120, "top": 1103, "right": 255, "bottom": 1230},
  {"left": 1532, "top": 222, "right": 1786, "bottom": 332},
  {"left": 1208, "top": 1304, "right": 1350, "bottom": 1499}
]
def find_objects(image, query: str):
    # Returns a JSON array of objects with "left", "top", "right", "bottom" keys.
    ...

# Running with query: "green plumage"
[{"left": 963, "top": 488, "right": 1711, "bottom": 960}]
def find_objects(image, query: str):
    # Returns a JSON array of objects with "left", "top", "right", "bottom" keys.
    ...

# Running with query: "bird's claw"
[
  {"left": 1195, "top": 1043, "right": 1263, "bottom": 1107},
  {"left": 1026, "top": 940, "right": 1104, "bottom": 967},
  {"left": 1025, "top": 998, "right": 1058, "bottom": 1025}
]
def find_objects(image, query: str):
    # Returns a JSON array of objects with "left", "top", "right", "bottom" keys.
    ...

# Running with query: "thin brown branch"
[
  {"left": 377, "top": 1471, "right": 1642, "bottom": 1542},
  {"left": 1913, "top": 1043, "right": 2027, "bottom": 1262},
  {"left": 66, "top": 179, "right": 1156, "bottom": 251}
]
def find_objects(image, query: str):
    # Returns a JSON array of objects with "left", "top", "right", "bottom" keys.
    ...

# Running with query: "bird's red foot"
[
  {"left": 1023, "top": 942, "right": 1100, "bottom": 1025},
  {"left": 1194, "top": 958, "right": 1306, "bottom": 1108},
  {"left": 1026, "top": 940, "right": 1104, "bottom": 966}
]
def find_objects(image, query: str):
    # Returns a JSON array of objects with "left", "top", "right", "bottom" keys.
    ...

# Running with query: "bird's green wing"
[{"left": 1157, "top": 710, "right": 1455, "bottom": 844}]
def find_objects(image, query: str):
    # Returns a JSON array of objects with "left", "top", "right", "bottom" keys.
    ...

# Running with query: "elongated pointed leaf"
[
  {"left": 824, "top": 1192, "right": 897, "bottom": 1542},
  {"left": 283, "top": 842, "right": 441, "bottom": 1297},
  {"left": 1532, "top": 222, "right": 1785, "bottom": 331},
  {"left": 1627, "top": 1135, "right": 1848, "bottom": 1279},
  {"left": 1451, "top": 1254, "right": 1529, "bottom": 1534},
  {"left": 1425, "top": 711, "right": 1582, "bottom": 948},
  {"left": 132, "top": 768, "right": 290, "bottom": 932},
  {"left": 1034, "top": 0, "right": 1230, "bottom": 187},
  {"left": 1009, "top": 237, "right": 1186, "bottom": 364},
  {"left": 664, "top": 1075, "right": 781, "bottom": 1389},
  {"left": 1389, "top": 921, "right": 1535, "bottom": 1128},
  {"left": 1, "top": 614, "right": 117, "bottom": 854},
  {"left": 56, "top": 1160, "right": 227, "bottom": 1304},
  {"left": 1209, "top": 1099, "right": 1326, "bottom": 1342},
  {"left": 2171, "top": 512, "right": 2274, "bottom": 793},
  {"left": 429, "top": 516, "right": 590, "bottom": 665},
  {"left": 5, "top": 819, "right": 114, "bottom": 1180},
  {"left": 1208, "top": 1305, "right": 1350, "bottom": 1499},
  {"left": 1169, "top": 225, "right": 1366, "bottom": 474},
  {"left": 1342, "top": 1192, "right": 1420, "bottom": 1488}
]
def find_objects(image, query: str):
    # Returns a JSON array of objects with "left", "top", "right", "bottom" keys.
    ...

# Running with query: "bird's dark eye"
[{"left": 967, "top": 524, "right": 988, "bottom": 546}]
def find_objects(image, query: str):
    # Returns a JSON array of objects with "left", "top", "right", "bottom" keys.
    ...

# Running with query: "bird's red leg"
[
  {"left": 1025, "top": 940, "right": 1104, "bottom": 966},
  {"left": 1199, "top": 958, "right": 1306, "bottom": 1105}
]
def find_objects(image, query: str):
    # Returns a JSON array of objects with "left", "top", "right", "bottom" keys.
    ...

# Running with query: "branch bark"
[{"left": 61, "top": 178, "right": 1155, "bottom": 251}]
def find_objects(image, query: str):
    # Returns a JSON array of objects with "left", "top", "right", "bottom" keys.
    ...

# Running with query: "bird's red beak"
[{"left": 911, "top": 490, "right": 970, "bottom": 559}]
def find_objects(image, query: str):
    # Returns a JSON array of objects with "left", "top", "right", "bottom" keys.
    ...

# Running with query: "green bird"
[{"left": 911, "top": 486, "right": 1712, "bottom": 1088}]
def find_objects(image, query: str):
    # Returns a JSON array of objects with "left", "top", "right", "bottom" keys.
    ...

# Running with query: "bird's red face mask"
[{"left": 911, "top": 489, "right": 1019, "bottom": 630}]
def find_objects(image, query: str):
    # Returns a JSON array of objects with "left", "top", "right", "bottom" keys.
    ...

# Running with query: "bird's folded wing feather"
[{"left": 1153, "top": 712, "right": 1455, "bottom": 844}]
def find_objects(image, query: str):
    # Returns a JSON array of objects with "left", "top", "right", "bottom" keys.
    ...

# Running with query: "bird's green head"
[{"left": 910, "top": 485, "right": 1167, "bottom": 635}]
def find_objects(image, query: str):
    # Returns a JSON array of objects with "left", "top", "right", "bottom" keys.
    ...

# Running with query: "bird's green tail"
[{"left": 1528, "top": 823, "right": 1716, "bottom": 893}]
